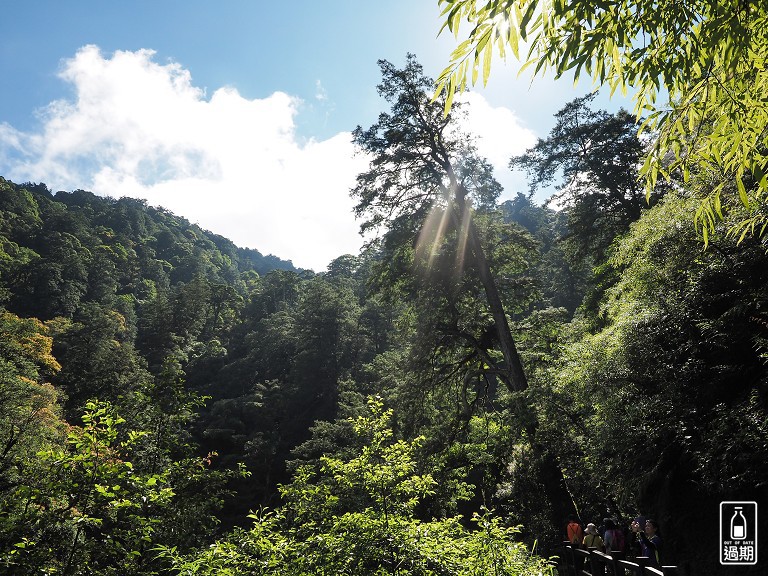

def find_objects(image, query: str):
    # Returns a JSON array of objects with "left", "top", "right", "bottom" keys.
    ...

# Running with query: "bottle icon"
[{"left": 731, "top": 507, "right": 747, "bottom": 540}]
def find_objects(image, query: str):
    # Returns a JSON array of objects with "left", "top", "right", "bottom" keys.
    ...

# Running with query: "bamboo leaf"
[
  {"left": 482, "top": 37, "right": 493, "bottom": 85},
  {"left": 736, "top": 177, "right": 749, "bottom": 207}
]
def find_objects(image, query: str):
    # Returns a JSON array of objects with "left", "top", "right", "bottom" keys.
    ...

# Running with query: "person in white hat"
[{"left": 583, "top": 522, "right": 604, "bottom": 550}]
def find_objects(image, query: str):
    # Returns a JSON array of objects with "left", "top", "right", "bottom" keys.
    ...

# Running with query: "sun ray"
[
  {"left": 454, "top": 203, "right": 472, "bottom": 280},
  {"left": 415, "top": 199, "right": 453, "bottom": 271}
]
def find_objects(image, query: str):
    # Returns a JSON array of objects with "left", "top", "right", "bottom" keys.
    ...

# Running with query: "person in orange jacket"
[{"left": 566, "top": 514, "right": 583, "bottom": 547}]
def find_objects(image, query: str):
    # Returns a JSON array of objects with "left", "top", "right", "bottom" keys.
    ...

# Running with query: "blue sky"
[{"left": 0, "top": 1, "right": 632, "bottom": 270}]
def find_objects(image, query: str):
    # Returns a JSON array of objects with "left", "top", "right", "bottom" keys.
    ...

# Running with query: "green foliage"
[
  {"left": 189, "top": 269, "right": 378, "bottom": 516},
  {"left": 0, "top": 177, "right": 309, "bottom": 526},
  {"left": 530, "top": 195, "right": 768, "bottom": 571},
  {"left": 2, "top": 399, "right": 237, "bottom": 575},
  {"left": 3, "top": 401, "right": 170, "bottom": 574},
  {"left": 0, "top": 180, "right": 294, "bottom": 323},
  {"left": 161, "top": 398, "right": 553, "bottom": 576},
  {"left": 0, "top": 309, "right": 66, "bottom": 550},
  {"left": 500, "top": 195, "right": 587, "bottom": 312},
  {"left": 0, "top": 171, "right": 563, "bottom": 569},
  {"left": 437, "top": 0, "right": 768, "bottom": 242},
  {"left": 350, "top": 56, "right": 581, "bottom": 543},
  {"left": 6, "top": 73, "right": 765, "bottom": 575},
  {"left": 48, "top": 303, "right": 154, "bottom": 420},
  {"left": 322, "top": 397, "right": 435, "bottom": 521}
]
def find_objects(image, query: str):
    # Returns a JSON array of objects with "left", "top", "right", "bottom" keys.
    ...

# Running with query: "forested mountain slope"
[{"left": 1, "top": 71, "right": 767, "bottom": 575}]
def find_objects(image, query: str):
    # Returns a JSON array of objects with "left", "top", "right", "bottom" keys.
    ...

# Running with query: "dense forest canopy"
[{"left": 1, "top": 53, "right": 767, "bottom": 575}]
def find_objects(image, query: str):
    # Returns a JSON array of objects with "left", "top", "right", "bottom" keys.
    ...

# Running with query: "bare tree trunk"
[
  {"left": 458, "top": 195, "right": 578, "bottom": 540},
  {"left": 465, "top": 215, "right": 527, "bottom": 392}
]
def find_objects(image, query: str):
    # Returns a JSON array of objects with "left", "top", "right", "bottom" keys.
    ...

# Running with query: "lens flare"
[{"left": 414, "top": 194, "right": 473, "bottom": 281}]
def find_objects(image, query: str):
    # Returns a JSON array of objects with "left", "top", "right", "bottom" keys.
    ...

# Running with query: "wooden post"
[
  {"left": 606, "top": 550, "right": 625, "bottom": 576},
  {"left": 574, "top": 547, "right": 590, "bottom": 575},
  {"left": 589, "top": 550, "right": 609, "bottom": 576},
  {"left": 635, "top": 556, "right": 649, "bottom": 573},
  {"left": 618, "top": 559, "right": 643, "bottom": 576},
  {"left": 564, "top": 542, "right": 578, "bottom": 576}
]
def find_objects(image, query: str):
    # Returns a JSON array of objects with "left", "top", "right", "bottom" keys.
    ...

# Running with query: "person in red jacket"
[{"left": 603, "top": 518, "right": 625, "bottom": 553}]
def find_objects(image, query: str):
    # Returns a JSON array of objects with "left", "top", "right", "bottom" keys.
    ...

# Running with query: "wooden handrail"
[{"left": 557, "top": 544, "right": 679, "bottom": 576}]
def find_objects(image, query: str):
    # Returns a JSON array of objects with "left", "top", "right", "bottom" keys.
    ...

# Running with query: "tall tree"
[
  {"left": 353, "top": 54, "right": 525, "bottom": 393},
  {"left": 511, "top": 94, "right": 657, "bottom": 261},
  {"left": 352, "top": 55, "right": 576, "bottom": 534}
]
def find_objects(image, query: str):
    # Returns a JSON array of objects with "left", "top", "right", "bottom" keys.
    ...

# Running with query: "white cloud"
[
  {"left": 460, "top": 91, "right": 537, "bottom": 199},
  {"left": 314, "top": 79, "right": 328, "bottom": 101},
  {"left": 1, "top": 45, "right": 367, "bottom": 271},
  {"left": 0, "top": 47, "right": 538, "bottom": 269}
]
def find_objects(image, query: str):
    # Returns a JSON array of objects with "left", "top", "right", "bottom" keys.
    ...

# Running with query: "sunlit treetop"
[{"left": 436, "top": 0, "right": 768, "bottom": 243}]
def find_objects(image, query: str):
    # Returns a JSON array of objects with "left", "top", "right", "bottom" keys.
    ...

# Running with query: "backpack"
[
  {"left": 584, "top": 533, "right": 603, "bottom": 549},
  {"left": 567, "top": 521, "right": 583, "bottom": 546},
  {"left": 608, "top": 528, "right": 625, "bottom": 553}
]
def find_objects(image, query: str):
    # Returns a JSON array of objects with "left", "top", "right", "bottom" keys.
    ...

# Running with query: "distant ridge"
[
  {"left": 0, "top": 176, "right": 299, "bottom": 320},
  {"left": 4, "top": 177, "right": 296, "bottom": 271}
]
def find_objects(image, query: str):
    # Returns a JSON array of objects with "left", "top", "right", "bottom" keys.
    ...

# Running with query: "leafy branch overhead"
[{"left": 437, "top": 0, "right": 768, "bottom": 242}]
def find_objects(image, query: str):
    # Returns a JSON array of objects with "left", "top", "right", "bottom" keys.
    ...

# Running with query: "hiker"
[
  {"left": 598, "top": 518, "right": 608, "bottom": 539},
  {"left": 603, "top": 518, "right": 625, "bottom": 554},
  {"left": 628, "top": 514, "right": 646, "bottom": 557},
  {"left": 631, "top": 518, "right": 662, "bottom": 567},
  {"left": 583, "top": 523, "right": 605, "bottom": 550},
  {"left": 566, "top": 514, "right": 583, "bottom": 547}
]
